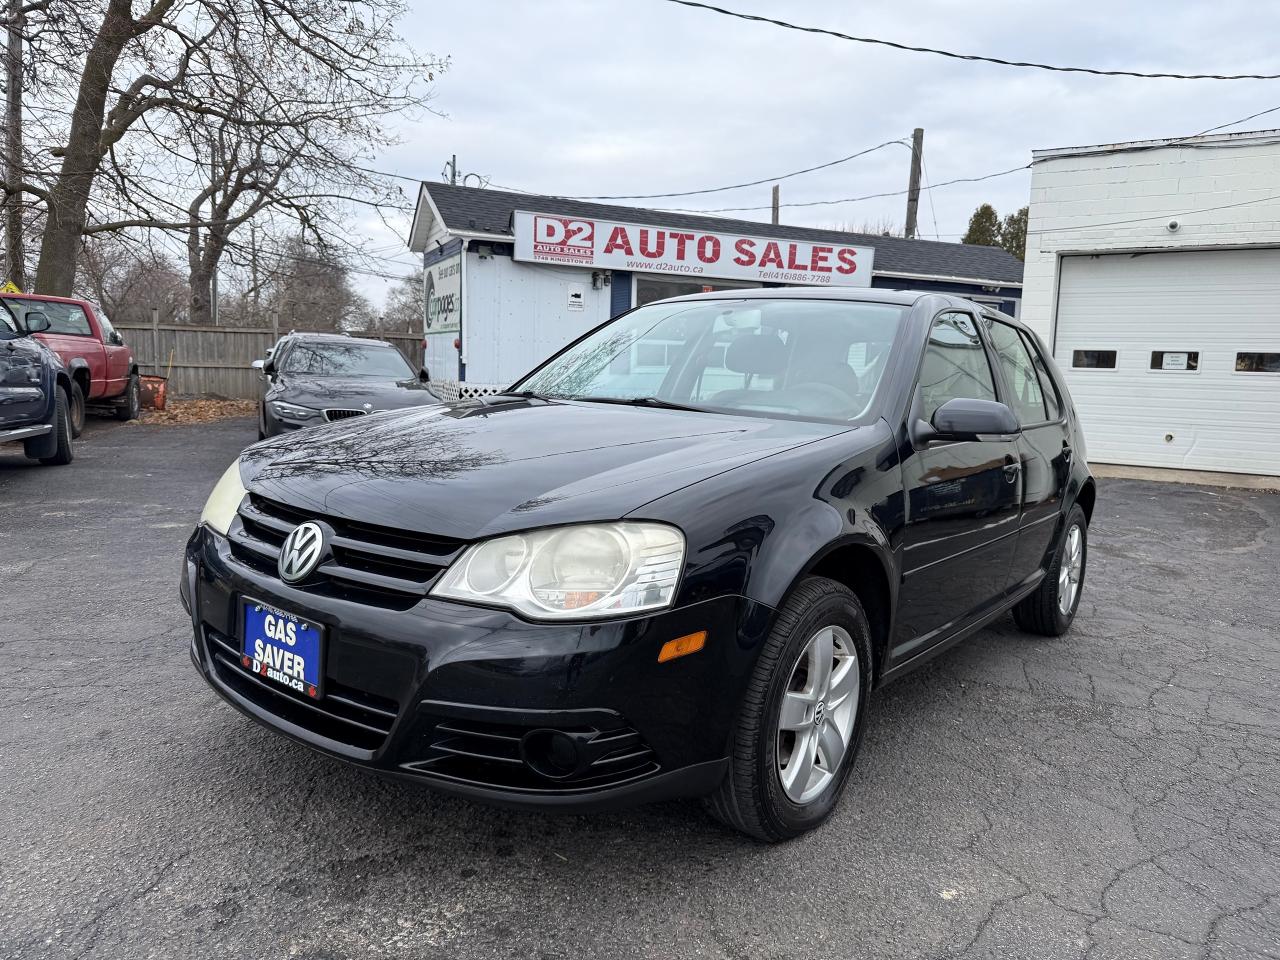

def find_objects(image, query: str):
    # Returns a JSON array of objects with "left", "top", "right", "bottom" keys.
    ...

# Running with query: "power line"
[
  {"left": 547, "top": 138, "right": 909, "bottom": 199},
  {"left": 661, "top": 0, "right": 1280, "bottom": 80},
  {"left": 673, "top": 164, "right": 1031, "bottom": 214},
  {"left": 360, "top": 139, "right": 909, "bottom": 201},
  {"left": 921, "top": 154, "right": 941, "bottom": 240}
]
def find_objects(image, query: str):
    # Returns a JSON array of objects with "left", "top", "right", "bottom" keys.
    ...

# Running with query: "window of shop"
[{"left": 633, "top": 275, "right": 760, "bottom": 308}]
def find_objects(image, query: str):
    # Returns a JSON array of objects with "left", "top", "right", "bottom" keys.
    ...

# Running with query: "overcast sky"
[{"left": 358, "top": 0, "right": 1280, "bottom": 303}]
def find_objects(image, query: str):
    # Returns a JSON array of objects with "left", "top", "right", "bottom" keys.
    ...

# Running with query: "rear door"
[
  {"left": 983, "top": 316, "right": 1071, "bottom": 589},
  {"left": 892, "top": 310, "right": 1022, "bottom": 666}
]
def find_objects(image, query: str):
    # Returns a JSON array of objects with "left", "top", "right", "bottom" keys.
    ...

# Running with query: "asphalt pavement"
[{"left": 1, "top": 416, "right": 1277, "bottom": 959}]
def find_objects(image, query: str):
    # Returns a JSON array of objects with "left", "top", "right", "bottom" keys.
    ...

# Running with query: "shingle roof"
[{"left": 421, "top": 182, "right": 1024, "bottom": 286}]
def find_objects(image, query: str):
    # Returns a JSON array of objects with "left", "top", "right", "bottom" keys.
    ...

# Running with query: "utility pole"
[
  {"left": 904, "top": 127, "right": 924, "bottom": 240},
  {"left": 771, "top": 184, "right": 780, "bottom": 225},
  {"left": 450, "top": 154, "right": 457, "bottom": 186},
  {"left": 3, "top": 0, "right": 26, "bottom": 289}
]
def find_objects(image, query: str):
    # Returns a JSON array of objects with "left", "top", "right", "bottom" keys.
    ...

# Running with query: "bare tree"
[
  {"left": 8, "top": 0, "right": 442, "bottom": 296},
  {"left": 376, "top": 268, "right": 423, "bottom": 333}
]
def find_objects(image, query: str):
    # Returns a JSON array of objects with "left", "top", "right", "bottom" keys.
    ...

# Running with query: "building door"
[{"left": 1054, "top": 249, "right": 1280, "bottom": 475}]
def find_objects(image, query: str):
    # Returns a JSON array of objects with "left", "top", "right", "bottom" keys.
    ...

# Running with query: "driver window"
[{"left": 919, "top": 312, "right": 997, "bottom": 422}]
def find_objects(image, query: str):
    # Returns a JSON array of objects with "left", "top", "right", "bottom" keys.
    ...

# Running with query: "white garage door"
[{"left": 1054, "top": 249, "right": 1280, "bottom": 475}]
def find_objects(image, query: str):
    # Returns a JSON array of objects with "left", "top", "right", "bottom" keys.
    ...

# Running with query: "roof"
[
  {"left": 1033, "top": 127, "right": 1280, "bottom": 162},
  {"left": 411, "top": 182, "right": 1025, "bottom": 286},
  {"left": 661, "top": 285, "right": 1021, "bottom": 322}
]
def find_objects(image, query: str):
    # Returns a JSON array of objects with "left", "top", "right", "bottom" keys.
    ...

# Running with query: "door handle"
[{"left": 1003, "top": 461, "right": 1021, "bottom": 483}]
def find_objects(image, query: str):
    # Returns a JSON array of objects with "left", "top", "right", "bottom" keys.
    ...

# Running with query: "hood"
[
  {"left": 239, "top": 398, "right": 849, "bottom": 540},
  {"left": 272, "top": 374, "right": 441, "bottom": 412}
]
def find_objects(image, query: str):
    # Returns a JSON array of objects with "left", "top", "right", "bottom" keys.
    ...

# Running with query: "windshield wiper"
[{"left": 566, "top": 395, "right": 708, "bottom": 413}]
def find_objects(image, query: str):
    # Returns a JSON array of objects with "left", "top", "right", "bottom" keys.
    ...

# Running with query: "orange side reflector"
[{"left": 658, "top": 631, "right": 707, "bottom": 664}]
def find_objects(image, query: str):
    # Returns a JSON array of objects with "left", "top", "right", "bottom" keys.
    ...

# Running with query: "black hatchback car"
[{"left": 184, "top": 289, "right": 1094, "bottom": 841}]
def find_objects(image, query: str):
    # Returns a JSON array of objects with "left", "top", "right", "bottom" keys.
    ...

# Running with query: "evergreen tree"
[{"left": 961, "top": 204, "right": 1001, "bottom": 247}]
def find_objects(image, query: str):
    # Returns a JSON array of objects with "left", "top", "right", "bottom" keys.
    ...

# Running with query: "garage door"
[{"left": 1054, "top": 249, "right": 1280, "bottom": 475}]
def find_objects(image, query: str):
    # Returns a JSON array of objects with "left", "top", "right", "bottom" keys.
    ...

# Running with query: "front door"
[{"left": 891, "top": 310, "right": 1021, "bottom": 667}]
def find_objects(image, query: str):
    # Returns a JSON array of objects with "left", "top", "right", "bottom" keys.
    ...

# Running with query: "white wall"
[
  {"left": 462, "top": 253, "right": 612, "bottom": 386},
  {"left": 1022, "top": 134, "right": 1280, "bottom": 342}
]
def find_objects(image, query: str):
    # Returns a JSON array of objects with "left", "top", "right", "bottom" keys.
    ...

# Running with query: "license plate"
[{"left": 241, "top": 599, "right": 323, "bottom": 699}]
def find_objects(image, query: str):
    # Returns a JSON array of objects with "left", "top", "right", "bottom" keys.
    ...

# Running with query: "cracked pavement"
[{"left": 1, "top": 417, "right": 1278, "bottom": 959}]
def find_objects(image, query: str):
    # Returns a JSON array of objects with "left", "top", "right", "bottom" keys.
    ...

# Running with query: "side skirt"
[{"left": 877, "top": 573, "right": 1043, "bottom": 687}]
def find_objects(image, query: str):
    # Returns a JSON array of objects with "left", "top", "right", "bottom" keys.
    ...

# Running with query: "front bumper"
[{"left": 181, "top": 525, "right": 770, "bottom": 811}]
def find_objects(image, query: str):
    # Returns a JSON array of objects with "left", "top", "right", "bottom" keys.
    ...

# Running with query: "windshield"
[
  {"left": 515, "top": 298, "right": 906, "bottom": 422},
  {"left": 281, "top": 341, "right": 414, "bottom": 379}
]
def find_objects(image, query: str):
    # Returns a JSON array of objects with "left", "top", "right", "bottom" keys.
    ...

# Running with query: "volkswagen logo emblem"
[
  {"left": 278, "top": 521, "right": 326, "bottom": 584},
  {"left": 362, "top": 402, "right": 372, "bottom": 411},
  {"left": 814, "top": 701, "right": 826, "bottom": 727}
]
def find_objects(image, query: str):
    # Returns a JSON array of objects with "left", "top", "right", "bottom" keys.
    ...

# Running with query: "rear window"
[{"left": 1, "top": 298, "right": 92, "bottom": 336}]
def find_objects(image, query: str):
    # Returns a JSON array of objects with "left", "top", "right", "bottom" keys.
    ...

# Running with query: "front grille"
[
  {"left": 227, "top": 494, "right": 465, "bottom": 609},
  {"left": 324, "top": 408, "right": 367, "bottom": 422},
  {"left": 403, "top": 710, "right": 661, "bottom": 793},
  {"left": 205, "top": 626, "right": 399, "bottom": 752}
]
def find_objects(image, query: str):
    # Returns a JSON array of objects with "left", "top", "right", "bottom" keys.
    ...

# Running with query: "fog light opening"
[{"left": 521, "top": 728, "right": 583, "bottom": 780}]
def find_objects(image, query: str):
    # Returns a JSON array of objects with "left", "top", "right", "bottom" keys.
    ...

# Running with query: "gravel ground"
[{"left": 1, "top": 417, "right": 1278, "bottom": 960}]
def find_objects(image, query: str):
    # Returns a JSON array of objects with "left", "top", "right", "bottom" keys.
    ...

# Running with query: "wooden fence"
[{"left": 114, "top": 320, "right": 423, "bottom": 400}]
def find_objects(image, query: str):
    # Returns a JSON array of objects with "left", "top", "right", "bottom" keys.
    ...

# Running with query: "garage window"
[
  {"left": 1150, "top": 351, "right": 1199, "bottom": 372},
  {"left": 1235, "top": 352, "right": 1280, "bottom": 373},
  {"left": 1071, "top": 350, "right": 1117, "bottom": 369}
]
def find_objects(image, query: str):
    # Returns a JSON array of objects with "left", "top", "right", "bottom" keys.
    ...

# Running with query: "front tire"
[
  {"left": 706, "top": 577, "right": 872, "bottom": 842},
  {"left": 115, "top": 372, "right": 141, "bottom": 421},
  {"left": 28, "top": 386, "right": 74, "bottom": 466},
  {"left": 1013, "top": 504, "right": 1088, "bottom": 636}
]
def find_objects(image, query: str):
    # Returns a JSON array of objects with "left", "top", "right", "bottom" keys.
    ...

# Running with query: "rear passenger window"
[
  {"left": 1020, "top": 331, "right": 1062, "bottom": 421},
  {"left": 918, "top": 312, "right": 996, "bottom": 422},
  {"left": 984, "top": 319, "right": 1048, "bottom": 424}
]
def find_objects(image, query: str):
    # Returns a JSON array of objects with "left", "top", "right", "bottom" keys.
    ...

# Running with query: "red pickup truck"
[{"left": 0, "top": 293, "right": 140, "bottom": 435}]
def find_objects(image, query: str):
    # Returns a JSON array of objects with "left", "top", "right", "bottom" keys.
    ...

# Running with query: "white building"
[
  {"left": 409, "top": 183, "right": 1024, "bottom": 400},
  {"left": 1023, "top": 129, "right": 1280, "bottom": 476}
]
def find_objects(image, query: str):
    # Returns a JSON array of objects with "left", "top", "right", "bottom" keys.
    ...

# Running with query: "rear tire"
[
  {"left": 29, "top": 386, "right": 74, "bottom": 466},
  {"left": 115, "top": 372, "right": 141, "bottom": 421},
  {"left": 706, "top": 577, "right": 872, "bottom": 842},
  {"left": 69, "top": 380, "right": 86, "bottom": 437},
  {"left": 1013, "top": 504, "right": 1088, "bottom": 636}
]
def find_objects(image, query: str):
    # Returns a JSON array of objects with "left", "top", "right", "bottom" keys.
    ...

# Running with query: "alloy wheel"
[
  {"left": 776, "top": 625, "right": 860, "bottom": 805},
  {"left": 1058, "top": 523, "right": 1084, "bottom": 615}
]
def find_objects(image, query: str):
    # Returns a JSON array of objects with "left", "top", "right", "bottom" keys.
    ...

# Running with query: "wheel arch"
[
  {"left": 787, "top": 537, "right": 897, "bottom": 686},
  {"left": 1075, "top": 478, "right": 1097, "bottom": 525},
  {"left": 65, "top": 357, "right": 92, "bottom": 394}
]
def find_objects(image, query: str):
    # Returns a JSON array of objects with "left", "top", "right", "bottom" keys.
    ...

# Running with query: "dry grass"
[{"left": 130, "top": 397, "right": 258, "bottom": 426}]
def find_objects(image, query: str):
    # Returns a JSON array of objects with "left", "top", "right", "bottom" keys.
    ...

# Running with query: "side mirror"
[
  {"left": 919, "top": 398, "right": 1020, "bottom": 443},
  {"left": 262, "top": 359, "right": 276, "bottom": 376},
  {"left": 109, "top": 331, "right": 125, "bottom": 346},
  {"left": 24, "top": 311, "right": 50, "bottom": 334},
  {"left": 251, "top": 359, "right": 265, "bottom": 372},
  {"left": 419, "top": 367, "right": 430, "bottom": 382}
]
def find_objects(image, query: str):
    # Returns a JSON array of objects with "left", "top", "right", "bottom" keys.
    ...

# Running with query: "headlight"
[
  {"left": 431, "top": 522, "right": 685, "bottom": 620},
  {"left": 268, "top": 400, "right": 320, "bottom": 421},
  {"left": 199, "top": 459, "right": 246, "bottom": 535}
]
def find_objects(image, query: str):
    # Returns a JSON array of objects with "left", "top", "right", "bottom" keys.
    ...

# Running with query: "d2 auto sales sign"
[{"left": 513, "top": 211, "right": 874, "bottom": 287}]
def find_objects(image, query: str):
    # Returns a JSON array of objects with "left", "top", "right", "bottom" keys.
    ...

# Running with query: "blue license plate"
[{"left": 241, "top": 599, "right": 323, "bottom": 699}]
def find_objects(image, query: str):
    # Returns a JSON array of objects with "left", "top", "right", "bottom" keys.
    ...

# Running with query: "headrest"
[{"left": 724, "top": 333, "right": 788, "bottom": 376}]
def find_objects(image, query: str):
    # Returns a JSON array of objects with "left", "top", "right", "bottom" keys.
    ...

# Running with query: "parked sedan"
[
  {"left": 253, "top": 333, "right": 440, "bottom": 439},
  {"left": 186, "top": 289, "right": 1094, "bottom": 841}
]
